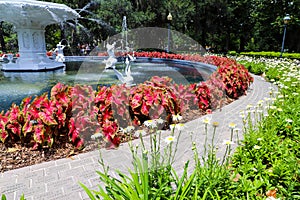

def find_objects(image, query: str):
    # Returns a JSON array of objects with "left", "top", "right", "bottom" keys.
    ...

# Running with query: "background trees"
[{"left": 0, "top": 0, "right": 299, "bottom": 54}]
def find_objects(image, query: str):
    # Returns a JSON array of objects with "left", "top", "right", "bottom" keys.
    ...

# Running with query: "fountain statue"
[
  {"left": 103, "top": 42, "right": 117, "bottom": 69},
  {"left": 103, "top": 41, "right": 135, "bottom": 86},
  {"left": 0, "top": 0, "right": 79, "bottom": 71},
  {"left": 54, "top": 42, "right": 66, "bottom": 62},
  {"left": 113, "top": 55, "right": 134, "bottom": 86}
]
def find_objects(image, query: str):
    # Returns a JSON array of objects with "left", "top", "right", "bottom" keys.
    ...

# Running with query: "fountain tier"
[{"left": 0, "top": 0, "right": 79, "bottom": 71}]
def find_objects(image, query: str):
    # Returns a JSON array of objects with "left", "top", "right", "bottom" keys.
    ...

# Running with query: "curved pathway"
[{"left": 0, "top": 74, "right": 276, "bottom": 200}]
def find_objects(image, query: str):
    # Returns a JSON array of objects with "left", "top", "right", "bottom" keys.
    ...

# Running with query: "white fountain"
[{"left": 0, "top": 0, "right": 79, "bottom": 71}]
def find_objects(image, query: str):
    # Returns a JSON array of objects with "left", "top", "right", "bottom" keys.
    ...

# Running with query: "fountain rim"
[
  {"left": 0, "top": 0, "right": 80, "bottom": 25},
  {"left": 64, "top": 56, "right": 217, "bottom": 71}
]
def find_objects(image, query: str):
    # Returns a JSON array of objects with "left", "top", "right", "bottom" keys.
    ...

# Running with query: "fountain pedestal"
[
  {"left": 2, "top": 28, "right": 65, "bottom": 71},
  {"left": 0, "top": 0, "right": 79, "bottom": 71}
]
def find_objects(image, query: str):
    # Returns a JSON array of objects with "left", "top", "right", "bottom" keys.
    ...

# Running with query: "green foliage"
[
  {"left": 2, "top": 0, "right": 300, "bottom": 52},
  {"left": 240, "top": 51, "right": 300, "bottom": 59},
  {"left": 238, "top": 60, "right": 266, "bottom": 75}
]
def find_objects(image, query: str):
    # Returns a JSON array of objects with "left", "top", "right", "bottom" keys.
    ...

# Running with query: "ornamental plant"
[
  {"left": 0, "top": 53, "right": 254, "bottom": 150},
  {"left": 129, "top": 76, "right": 181, "bottom": 126},
  {"left": 94, "top": 84, "right": 132, "bottom": 147}
]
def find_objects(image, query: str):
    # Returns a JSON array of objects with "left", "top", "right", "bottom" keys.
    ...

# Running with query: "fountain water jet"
[{"left": 0, "top": 0, "right": 79, "bottom": 71}]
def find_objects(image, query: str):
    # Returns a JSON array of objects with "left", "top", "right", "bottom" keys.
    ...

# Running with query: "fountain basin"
[{"left": 0, "top": 57, "right": 216, "bottom": 111}]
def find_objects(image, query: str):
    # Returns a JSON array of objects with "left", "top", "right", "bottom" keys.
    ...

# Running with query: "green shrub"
[{"left": 240, "top": 51, "right": 300, "bottom": 59}]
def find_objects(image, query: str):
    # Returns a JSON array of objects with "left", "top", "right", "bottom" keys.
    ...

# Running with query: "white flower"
[
  {"left": 172, "top": 114, "right": 183, "bottom": 122},
  {"left": 212, "top": 121, "right": 219, "bottom": 127},
  {"left": 156, "top": 118, "right": 164, "bottom": 125},
  {"left": 285, "top": 119, "right": 293, "bottom": 123},
  {"left": 202, "top": 115, "right": 212, "bottom": 124},
  {"left": 91, "top": 132, "right": 103, "bottom": 140},
  {"left": 144, "top": 120, "right": 157, "bottom": 128},
  {"left": 134, "top": 130, "right": 147, "bottom": 137},
  {"left": 257, "top": 138, "right": 263, "bottom": 141},
  {"left": 169, "top": 124, "right": 176, "bottom": 130},
  {"left": 246, "top": 104, "right": 253, "bottom": 109},
  {"left": 175, "top": 123, "right": 185, "bottom": 131},
  {"left": 164, "top": 136, "right": 175, "bottom": 144},
  {"left": 169, "top": 123, "right": 185, "bottom": 131},
  {"left": 256, "top": 109, "right": 263, "bottom": 113},
  {"left": 253, "top": 145, "right": 261, "bottom": 150},
  {"left": 239, "top": 111, "right": 245, "bottom": 118},
  {"left": 222, "top": 140, "right": 234, "bottom": 145},
  {"left": 228, "top": 122, "right": 237, "bottom": 129},
  {"left": 123, "top": 126, "right": 135, "bottom": 133},
  {"left": 257, "top": 100, "right": 264, "bottom": 106}
]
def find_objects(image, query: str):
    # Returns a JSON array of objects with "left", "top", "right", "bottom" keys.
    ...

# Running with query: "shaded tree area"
[{"left": 0, "top": 0, "right": 299, "bottom": 53}]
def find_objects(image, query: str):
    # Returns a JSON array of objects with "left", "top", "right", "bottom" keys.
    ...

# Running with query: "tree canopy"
[{"left": 0, "top": 0, "right": 299, "bottom": 53}]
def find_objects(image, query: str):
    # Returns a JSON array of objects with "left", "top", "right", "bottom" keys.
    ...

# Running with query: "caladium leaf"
[
  {"left": 20, "top": 96, "right": 32, "bottom": 114},
  {"left": 0, "top": 121, "right": 8, "bottom": 143},
  {"left": 22, "top": 116, "right": 33, "bottom": 136},
  {"left": 33, "top": 124, "right": 45, "bottom": 146},
  {"left": 39, "top": 112, "right": 58, "bottom": 126},
  {"left": 7, "top": 122, "right": 22, "bottom": 136},
  {"left": 31, "top": 93, "right": 48, "bottom": 109},
  {"left": 8, "top": 104, "right": 21, "bottom": 122},
  {"left": 141, "top": 102, "right": 149, "bottom": 116}
]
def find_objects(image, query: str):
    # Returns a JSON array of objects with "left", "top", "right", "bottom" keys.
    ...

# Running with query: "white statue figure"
[
  {"left": 103, "top": 42, "right": 117, "bottom": 69},
  {"left": 113, "top": 56, "right": 133, "bottom": 86},
  {"left": 54, "top": 42, "right": 65, "bottom": 62}
]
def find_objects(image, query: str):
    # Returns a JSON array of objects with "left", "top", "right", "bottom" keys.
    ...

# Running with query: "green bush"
[
  {"left": 239, "top": 51, "right": 300, "bottom": 59},
  {"left": 238, "top": 60, "right": 266, "bottom": 75}
]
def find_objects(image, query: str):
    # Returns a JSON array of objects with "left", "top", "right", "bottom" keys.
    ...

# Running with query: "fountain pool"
[{"left": 0, "top": 57, "right": 216, "bottom": 111}]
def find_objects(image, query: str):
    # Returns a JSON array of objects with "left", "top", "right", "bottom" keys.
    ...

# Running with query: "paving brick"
[
  {"left": 47, "top": 192, "right": 82, "bottom": 200},
  {"left": 45, "top": 163, "right": 70, "bottom": 175},
  {"left": 33, "top": 188, "right": 64, "bottom": 200},
  {"left": 0, "top": 182, "right": 28, "bottom": 194},
  {"left": 83, "top": 162, "right": 100, "bottom": 171},
  {"left": 88, "top": 177, "right": 103, "bottom": 188},
  {"left": 69, "top": 158, "right": 94, "bottom": 169},
  {"left": 30, "top": 161, "right": 55, "bottom": 172},
  {"left": 62, "top": 182, "right": 83, "bottom": 195},
  {"left": 46, "top": 177, "right": 74, "bottom": 192},
  {"left": 78, "top": 150, "right": 99, "bottom": 159},
  {"left": 0, "top": 176, "right": 17, "bottom": 185},
  {"left": 58, "top": 166, "right": 84, "bottom": 179},
  {"left": 55, "top": 157, "right": 76, "bottom": 166},
  {"left": 32, "top": 172, "right": 59, "bottom": 185},
  {"left": 75, "top": 170, "right": 98, "bottom": 182},
  {"left": 16, "top": 184, "right": 46, "bottom": 198}
]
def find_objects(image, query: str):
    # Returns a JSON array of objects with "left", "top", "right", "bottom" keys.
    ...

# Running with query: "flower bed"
[{"left": 0, "top": 53, "right": 253, "bottom": 150}]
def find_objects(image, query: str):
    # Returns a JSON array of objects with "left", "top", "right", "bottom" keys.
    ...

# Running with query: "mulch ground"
[{"left": 0, "top": 98, "right": 233, "bottom": 173}]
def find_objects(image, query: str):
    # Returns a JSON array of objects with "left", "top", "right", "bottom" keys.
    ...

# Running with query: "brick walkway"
[{"left": 0, "top": 75, "right": 275, "bottom": 200}]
